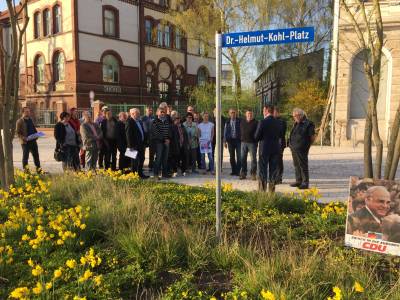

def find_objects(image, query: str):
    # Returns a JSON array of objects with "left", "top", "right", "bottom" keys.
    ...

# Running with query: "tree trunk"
[
  {"left": 385, "top": 104, "right": 400, "bottom": 179},
  {"left": 364, "top": 107, "right": 373, "bottom": 179},
  {"left": 389, "top": 127, "right": 400, "bottom": 180}
]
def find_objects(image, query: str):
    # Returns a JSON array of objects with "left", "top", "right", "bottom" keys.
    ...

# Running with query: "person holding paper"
[
  {"left": 16, "top": 107, "right": 42, "bottom": 171},
  {"left": 126, "top": 108, "right": 148, "bottom": 179}
]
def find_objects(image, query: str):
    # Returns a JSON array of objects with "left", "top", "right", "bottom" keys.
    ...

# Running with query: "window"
[
  {"left": 175, "top": 28, "right": 182, "bottom": 50},
  {"left": 197, "top": 67, "right": 208, "bottom": 87},
  {"left": 164, "top": 25, "right": 170, "bottom": 47},
  {"left": 198, "top": 40, "right": 206, "bottom": 56},
  {"left": 34, "top": 12, "right": 41, "bottom": 39},
  {"left": 104, "top": 8, "right": 117, "bottom": 37},
  {"left": 157, "top": 24, "right": 163, "bottom": 46},
  {"left": 159, "top": 81, "right": 169, "bottom": 100},
  {"left": 53, "top": 5, "right": 62, "bottom": 34},
  {"left": 53, "top": 52, "right": 65, "bottom": 82},
  {"left": 145, "top": 19, "right": 152, "bottom": 43},
  {"left": 102, "top": 54, "right": 119, "bottom": 83},
  {"left": 43, "top": 9, "right": 51, "bottom": 36},
  {"left": 146, "top": 76, "right": 153, "bottom": 93},
  {"left": 159, "top": 0, "right": 168, "bottom": 6},
  {"left": 35, "top": 55, "right": 45, "bottom": 84}
]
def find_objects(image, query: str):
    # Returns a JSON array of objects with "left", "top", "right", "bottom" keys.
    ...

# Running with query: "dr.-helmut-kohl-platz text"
[{"left": 222, "top": 27, "right": 314, "bottom": 48}]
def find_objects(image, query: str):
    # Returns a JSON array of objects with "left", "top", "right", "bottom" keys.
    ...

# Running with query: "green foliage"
[{"left": 2, "top": 172, "right": 400, "bottom": 299}]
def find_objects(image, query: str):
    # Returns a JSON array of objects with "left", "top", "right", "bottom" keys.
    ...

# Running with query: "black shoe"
[
  {"left": 140, "top": 174, "right": 149, "bottom": 179},
  {"left": 239, "top": 174, "right": 246, "bottom": 180},
  {"left": 298, "top": 183, "right": 309, "bottom": 190},
  {"left": 290, "top": 183, "right": 301, "bottom": 187}
]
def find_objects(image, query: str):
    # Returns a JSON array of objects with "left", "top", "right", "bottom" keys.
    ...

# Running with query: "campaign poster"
[{"left": 345, "top": 177, "right": 400, "bottom": 256}]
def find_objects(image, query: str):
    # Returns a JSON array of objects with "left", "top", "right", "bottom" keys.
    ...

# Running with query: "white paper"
[
  {"left": 26, "top": 132, "right": 45, "bottom": 141},
  {"left": 125, "top": 148, "right": 138, "bottom": 159}
]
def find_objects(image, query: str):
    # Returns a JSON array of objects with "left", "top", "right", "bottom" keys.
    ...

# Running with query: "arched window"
[
  {"left": 145, "top": 19, "right": 152, "bottom": 43},
  {"left": 102, "top": 54, "right": 119, "bottom": 83},
  {"left": 176, "top": 79, "right": 181, "bottom": 95},
  {"left": 34, "top": 12, "right": 41, "bottom": 39},
  {"left": 43, "top": 9, "right": 51, "bottom": 36},
  {"left": 164, "top": 25, "right": 170, "bottom": 47},
  {"left": 159, "top": 81, "right": 169, "bottom": 100},
  {"left": 53, "top": 5, "right": 62, "bottom": 34},
  {"left": 175, "top": 28, "right": 182, "bottom": 50},
  {"left": 104, "top": 7, "right": 118, "bottom": 37},
  {"left": 35, "top": 55, "right": 45, "bottom": 84},
  {"left": 157, "top": 24, "right": 163, "bottom": 46},
  {"left": 146, "top": 76, "right": 153, "bottom": 93},
  {"left": 53, "top": 52, "right": 65, "bottom": 82},
  {"left": 197, "top": 67, "right": 208, "bottom": 87}
]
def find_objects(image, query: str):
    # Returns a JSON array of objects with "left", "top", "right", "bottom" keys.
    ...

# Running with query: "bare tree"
[{"left": 0, "top": 0, "right": 29, "bottom": 188}]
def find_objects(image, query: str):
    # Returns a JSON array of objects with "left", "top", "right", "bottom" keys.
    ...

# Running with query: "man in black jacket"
[
  {"left": 240, "top": 110, "right": 258, "bottom": 180},
  {"left": 288, "top": 108, "right": 315, "bottom": 189},
  {"left": 116, "top": 112, "right": 129, "bottom": 171},
  {"left": 255, "top": 105, "right": 281, "bottom": 193},
  {"left": 170, "top": 115, "right": 189, "bottom": 176},
  {"left": 273, "top": 107, "right": 287, "bottom": 184},
  {"left": 126, "top": 108, "right": 148, "bottom": 179},
  {"left": 224, "top": 109, "right": 241, "bottom": 176},
  {"left": 151, "top": 108, "right": 172, "bottom": 179},
  {"left": 100, "top": 108, "right": 118, "bottom": 170}
]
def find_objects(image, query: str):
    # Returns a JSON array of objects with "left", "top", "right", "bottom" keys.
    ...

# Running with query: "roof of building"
[{"left": 254, "top": 48, "right": 324, "bottom": 83}]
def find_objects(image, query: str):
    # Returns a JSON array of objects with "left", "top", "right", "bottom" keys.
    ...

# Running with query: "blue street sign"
[{"left": 222, "top": 27, "right": 314, "bottom": 48}]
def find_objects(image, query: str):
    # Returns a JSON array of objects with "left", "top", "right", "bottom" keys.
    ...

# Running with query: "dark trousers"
[
  {"left": 258, "top": 152, "right": 279, "bottom": 183},
  {"left": 241, "top": 142, "right": 257, "bottom": 176},
  {"left": 187, "top": 148, "right": 198, "bottom": 171},
  {"left": 131, "top": 146, "right": 145, "bottom": 176},
  {"left": 98, "top": 145, "right": 106, "bottom": 168},
  {"left": 291, "top": 149, "right": 309, "bottom": 185},
  {"left": 22, "top": 140, "right": 41, "bottom": 169},
  {"left": 148, "top": 141, "right": 155, "bottom": 169},
  {"left": 62, "top": 145, "right": 79, "bottom": 171},
  {"left": 196, "top": 146, "right": 202, "bottom": 169},
  {"left": 154, "top": 142, "right": 169, "bottom": 177},
  {"left": 227, "top": 139, "right": 241, "bottom": 174},
  {"left": 212, "top": 141, "right": 224, "bottom": 168},
  {"left": 276, "top": 151, "right": 284, "bottom": 182},
  {"left": 118, "top": 147, "right": 130, "bottom": 171},
  {"left": 104, "top": 139, "right": 117, "bottom": 170},
  {"left": 171, "top": 147, "right": 187, "bottom": 173}
]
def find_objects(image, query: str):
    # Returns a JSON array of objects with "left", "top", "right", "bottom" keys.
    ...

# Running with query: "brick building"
[{"left": 0, "top": 0, "right": 215, "bottom": 114}]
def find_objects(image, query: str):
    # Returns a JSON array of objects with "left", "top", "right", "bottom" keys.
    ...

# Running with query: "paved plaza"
[{"left": 12, "top": 136, "right": 400, "bottom": 202}]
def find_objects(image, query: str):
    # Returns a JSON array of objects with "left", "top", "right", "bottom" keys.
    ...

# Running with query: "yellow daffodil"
[
  {"left": 32, "top": 282, "right": 43, "bottom": 294},
  {"left": 54, "top": 268, "right": 62, "bottom": 279},
  {"left": 66, "top": 259, "right": 77, "bottom": 269},
  {"left": 45, "top": 282, "right": 52, "bottom": 290},
  {"left": 261, "top": 289, "right": 275, "bottom": 300},
  {"left": 31, "top": 265, "right": 43, "bottom": 277},
  {"left": 10, "top": 287, "right": 30, "bottom": 299},
  {"left": 93, "top": 275, "right": 102, "bottom": 286},
  {"left": 354, "top": 281, "right": 364, "bottom": 293}
]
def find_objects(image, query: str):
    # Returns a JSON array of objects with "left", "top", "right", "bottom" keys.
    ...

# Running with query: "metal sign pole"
[{"left": 215, "top": 31, "right": 222, "bottom": 241}]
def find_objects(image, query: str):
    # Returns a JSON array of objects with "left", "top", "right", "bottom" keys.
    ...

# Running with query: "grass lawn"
[{"left": 1, "top": 170, "right": 399, "bottom": 299}]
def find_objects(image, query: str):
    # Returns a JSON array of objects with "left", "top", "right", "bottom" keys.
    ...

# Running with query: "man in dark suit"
[
  {"left": 347, "top": 186, "right": 391, "bottom": 236},
  {"left": 126, "top": 108, "right": 148, "bottom": 179},
  {"left": 255, "top": 105, "right": 281, "bottom": 193},
  {"left": 224, "top": 108, "right": 241, "bottom": 176}
]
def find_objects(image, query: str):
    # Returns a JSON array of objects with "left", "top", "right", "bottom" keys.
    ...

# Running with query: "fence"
[{"left": 33, "top": 109, "right": 57, "bottom": 128}]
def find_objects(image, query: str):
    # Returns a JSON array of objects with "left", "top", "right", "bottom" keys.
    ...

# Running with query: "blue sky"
[{"left": 0, "top": 2, "right": 7, "bottom": 12}]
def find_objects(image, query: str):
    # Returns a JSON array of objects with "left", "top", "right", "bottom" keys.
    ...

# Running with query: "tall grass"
[{"left": 48, "top": 175, "right": 400, "bottom": 299}]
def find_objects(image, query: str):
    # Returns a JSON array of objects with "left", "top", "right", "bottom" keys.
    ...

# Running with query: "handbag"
[{"left": 54, "top": 147, "right": 65, "bottom": 162}]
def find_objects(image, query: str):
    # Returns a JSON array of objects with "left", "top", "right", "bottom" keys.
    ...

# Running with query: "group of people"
[{"left": 16, "top": 102, "right": 316, "bottom": 191}]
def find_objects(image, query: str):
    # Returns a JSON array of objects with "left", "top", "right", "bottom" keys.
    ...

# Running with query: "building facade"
[
  {"left": 333, "top": 1, "right": 400, "bottom": 146},
  {"left": 0, "top": 0, "right": 216, "bottom": 113},
  {"left": 254, "top": 49, "right": 324, "bottom": 107}
]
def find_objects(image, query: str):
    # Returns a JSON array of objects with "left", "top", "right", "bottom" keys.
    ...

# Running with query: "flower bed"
[{"left": 0, "top": 171, "right": 399, "bottom": 299}]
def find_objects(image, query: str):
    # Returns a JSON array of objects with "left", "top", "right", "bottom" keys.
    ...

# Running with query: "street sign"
[
  {"left": 214, "top": 26, "right": 314, "bottom": 241},
  {"left": 222, "top": 27, "right": 314, "bottom": 48}
]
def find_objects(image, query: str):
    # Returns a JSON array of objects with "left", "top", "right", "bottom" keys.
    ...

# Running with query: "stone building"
[
  {"left": 0, "top": 0, "right": 215, "bottom": 114},
  {"left": 333, "top": 1, "right": 400, "bottom": 146},
  {"left": 254, "top": 49, "right": 324, "bottom": 106}
]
